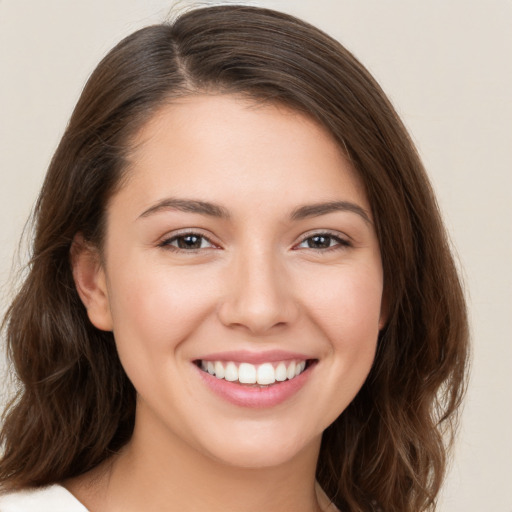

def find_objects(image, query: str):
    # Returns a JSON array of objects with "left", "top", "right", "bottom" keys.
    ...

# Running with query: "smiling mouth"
[{"left": 194, "top": 359, "right": 315, "bottom": 386}]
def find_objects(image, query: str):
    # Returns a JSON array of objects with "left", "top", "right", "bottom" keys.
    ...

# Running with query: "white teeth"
[
  {"left": 286, "top": 361, "right": 296, "bottom": 380},
  {"left": 214, "top": 361, "right": 225, "bottom": 379},
  {"left": 275, "top": 362, "right": 287, "bottom": 382},
  {"left": 257, "top": 363, "right": 276, "bottom": 385},
  {"left": 225, "top": 362, "right": 238, "bottom": 382},
  {"left": 238, "top": 363, "right": 257, "bottom": 384},
  {"left": 199, "top": 359, "right": 308, "bottom": 385}
]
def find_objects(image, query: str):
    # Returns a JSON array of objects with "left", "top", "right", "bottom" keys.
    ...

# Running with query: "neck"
[
  {"left": 114, "top": 441, "right": 321, "bottom": 512},
  {"left": 67, "top": 410, "right": 327, "bottom": 512}
]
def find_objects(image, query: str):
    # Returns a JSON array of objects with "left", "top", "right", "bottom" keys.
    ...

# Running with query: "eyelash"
[
  {"left": 158, "top": 231, "right": 351, "bottom": 253},
  {"left": 158, "top": 231, "right": 217, "bottom": 252},
  {"left": 294, "top": 232, "right": 351, "bottom": 251}
]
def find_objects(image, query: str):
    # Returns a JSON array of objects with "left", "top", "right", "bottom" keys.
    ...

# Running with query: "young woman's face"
[{"left": 85, "top": 95, "right": 385, "bottom": 469}]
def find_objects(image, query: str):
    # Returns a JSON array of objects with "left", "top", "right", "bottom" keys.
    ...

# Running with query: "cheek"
[
  {"left": 299, "top": 262, "right": 383, "bottom": 396},
  {"left": 302, "top": 263, "right": 384, "bottom": 340},
  {"left": 106, "top": 260, "right": 220, "bottom": 358}
]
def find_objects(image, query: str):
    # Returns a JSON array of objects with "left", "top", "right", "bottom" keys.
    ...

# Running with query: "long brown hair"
[{"left": 0, "top": 5, "right": 469, "bottom": 511}]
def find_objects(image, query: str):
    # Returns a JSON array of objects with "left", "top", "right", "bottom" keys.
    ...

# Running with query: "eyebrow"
[
  {"left": 291, "top": 201, "right": 372, "bottom": 224},
  {"left": 138, "top": 198, "right": 230, "bottom": 219},
  {"left": 138, "top": 197, "right": 371, "bottom": 224}
]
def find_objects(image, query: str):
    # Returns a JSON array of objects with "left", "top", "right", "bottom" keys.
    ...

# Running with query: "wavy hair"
[{"left": 0, "top": 5, "right": 469, "bottom": 511}]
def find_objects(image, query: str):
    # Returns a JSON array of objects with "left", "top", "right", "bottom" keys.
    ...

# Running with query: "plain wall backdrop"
[{"left": 1, "top": 1, "right": 511, "bottom": 510}]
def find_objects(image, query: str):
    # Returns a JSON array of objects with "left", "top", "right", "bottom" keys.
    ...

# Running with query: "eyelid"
[
  {"left": 156, "top": 228, "right": 352, "bottom": 252},
  {"left": 293, "top": 230, "right": 352, "bottom": 250},
  {"left": 158, "top": 228, "right": 221, "bottom": 251}
]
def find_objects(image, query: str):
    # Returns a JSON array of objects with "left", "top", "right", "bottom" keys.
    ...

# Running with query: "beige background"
[{"left": 1, "top": 1, "right": 511, "bottom": 510}]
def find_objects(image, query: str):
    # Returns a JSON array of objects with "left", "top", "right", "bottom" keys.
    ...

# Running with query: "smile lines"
[{"left": 198, "top": 360, "right": 309, "bottom": 385}]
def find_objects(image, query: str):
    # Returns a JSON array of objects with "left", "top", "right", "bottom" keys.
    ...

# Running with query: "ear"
[{"left": 70, "top": 233, "right": 113, "bottom": 331}]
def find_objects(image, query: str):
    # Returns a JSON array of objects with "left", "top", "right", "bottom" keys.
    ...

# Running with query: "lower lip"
[{"left": 195, "top": 363, "right": 314, "bottom": 408}]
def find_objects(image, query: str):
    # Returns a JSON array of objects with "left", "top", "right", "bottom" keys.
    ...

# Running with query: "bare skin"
[
  {"left": 65, "top": 427, "right": 337, "bottom": 512},
  {"left": 68, "top": 94, "right": 382, "bottom": 511}
]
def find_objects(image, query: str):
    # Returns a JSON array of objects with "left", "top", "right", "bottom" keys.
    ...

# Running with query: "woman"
[{"left": 0, "top": 5, "right": 469, "bottom": 512}]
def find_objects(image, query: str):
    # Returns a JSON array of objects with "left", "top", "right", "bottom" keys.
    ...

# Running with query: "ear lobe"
[{"left": 70, "top": 234, "right": 113, "bottom": 331}]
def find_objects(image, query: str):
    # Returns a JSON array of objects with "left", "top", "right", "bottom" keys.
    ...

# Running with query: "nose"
[{"left": 217, "top": 248, "right": 299, "bottom": 335}]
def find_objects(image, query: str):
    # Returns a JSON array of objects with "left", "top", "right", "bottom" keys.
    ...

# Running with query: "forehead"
[{"left": 115, "top": 94, "right": 370, "bottom": 217}]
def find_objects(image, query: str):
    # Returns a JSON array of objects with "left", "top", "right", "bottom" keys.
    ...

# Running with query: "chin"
[{"left": 191, "top": 420, "right": 321, "bottom": 470}]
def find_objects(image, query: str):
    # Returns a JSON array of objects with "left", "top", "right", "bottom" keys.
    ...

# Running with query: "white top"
[
  {"left": 0, "top": 482, "right": 340, "bottom": 511},
  {"left": 0, "top": 484, "right": 88, "bottom": 511}
]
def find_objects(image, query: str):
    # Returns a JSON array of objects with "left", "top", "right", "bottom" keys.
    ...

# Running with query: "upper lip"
[{"left": 194, "top": 350, "right": 314, "bottom": 364}]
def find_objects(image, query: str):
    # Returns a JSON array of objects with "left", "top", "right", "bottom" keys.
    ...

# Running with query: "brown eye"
[
  {"left": 161, "top": 233, "right": 215, "bottom": 251},
  {"left": 306, "top": 235, "right": 333, "bottom": 249},
  {"left": 296, "top": 233, "right": 350, "bottom": 250},
  {"left": 176, "top": 235, "right": 204, "bottom": 249}
]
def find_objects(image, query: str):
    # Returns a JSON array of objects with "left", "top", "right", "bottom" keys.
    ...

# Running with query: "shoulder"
[{"left": 0, "top": 484, "right": 88, "bottom": 512}]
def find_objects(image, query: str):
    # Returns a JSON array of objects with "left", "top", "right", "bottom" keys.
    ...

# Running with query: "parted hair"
[{"left": 0, "top": 5, "right": 469, "bottom": 511}]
